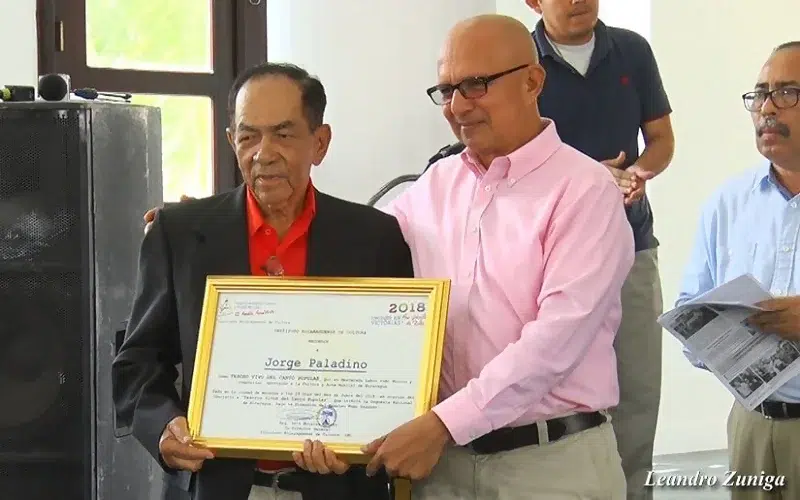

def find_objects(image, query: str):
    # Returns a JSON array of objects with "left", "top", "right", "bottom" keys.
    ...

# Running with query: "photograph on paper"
[{"left": 669, "top": 305, "right": 720, "bottom": 341}]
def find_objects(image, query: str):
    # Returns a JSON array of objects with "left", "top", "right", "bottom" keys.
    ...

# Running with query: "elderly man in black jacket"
[{"left": 113, "top": 62, "right": 411, "bottom": 500}]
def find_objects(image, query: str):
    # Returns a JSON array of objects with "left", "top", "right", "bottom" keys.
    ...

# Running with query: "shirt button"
[
  {"left": 784, "top": 246, "right": 792, "bottom": 252},
  {"left": 472, "top": 226, "right": 479, "bottom": 233},
  {"left": 264, "top": 228, "right": 272, "bottom": 235},
  {"left": 484, "top": 185, "right": 491, "bottom": 192},
  {"left": 792, "top": 202, "right": 798, "bottom": 208}
]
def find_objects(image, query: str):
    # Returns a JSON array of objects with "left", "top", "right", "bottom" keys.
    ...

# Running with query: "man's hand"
[
  {"left": 623, "top": 164, "right": 656, "bottom": 206},
  {"left": 748, "top": 297, "right": 800, "bottom": 340},
  {"left": 362, "top": 412, "right": 450, "bottom": 480},
  {"left": 292, "top": 439, "right": 350, "bottom": 475},
  {"left": 601, "top": 151, "right": 637, "bottom": 199},
  {"left": 159, "top": 416, "right": 214, "bottom": 472},
  {"left": 143, "top": 195, "right": 195, "bottom": 234}
]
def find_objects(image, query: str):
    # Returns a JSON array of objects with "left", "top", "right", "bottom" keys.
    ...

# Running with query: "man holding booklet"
[{"left": 676, "top": 41, "right": 800, "bottom": 500}]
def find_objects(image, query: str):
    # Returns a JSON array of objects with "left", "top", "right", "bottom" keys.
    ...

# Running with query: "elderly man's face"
[
  {"left": 227, "top": 76, "right": 330, "bottom": 209},
  {"left": 749, "top": 48, "right": 800, "bottom": 170},
  {"left": 437, "top": 46, "right": 541, "bottom": 158},
  {"left": 528, "top": 0, "right": 599, "bottom": 43}
]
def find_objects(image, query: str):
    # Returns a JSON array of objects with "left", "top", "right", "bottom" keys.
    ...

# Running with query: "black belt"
[
  {"left": 755, "top": 401, "right": 800, "bottom": 419},
  {"left": 252, "top": 469, "right": 305, "bottom": 492},
  {"left": 466, "top": 411, "right": 607, "bottom": 454}
]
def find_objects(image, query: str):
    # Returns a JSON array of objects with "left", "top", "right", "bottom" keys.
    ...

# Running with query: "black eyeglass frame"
[
  {"left": 426, "top": 64, "right": 530, "bottom": 105},
  {"left": 742, "top": 87, "right": 800, "bottom": 112}
]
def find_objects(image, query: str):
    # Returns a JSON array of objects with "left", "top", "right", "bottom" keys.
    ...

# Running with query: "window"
[{"left": 36, "top": 0, "right": 268, "bottom": 200}]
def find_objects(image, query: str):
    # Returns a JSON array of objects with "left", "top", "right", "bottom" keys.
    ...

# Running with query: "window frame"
[{"left": 35, "top": 0, "right": 268, "bottom": 193}]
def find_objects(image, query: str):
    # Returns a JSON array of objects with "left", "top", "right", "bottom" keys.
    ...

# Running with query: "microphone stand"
[
  {"left": 366, "top": 174, "right": 420, "bottom": 207},
  {"left": 365, "top": 142, "right": 464, "bottom": 207}
]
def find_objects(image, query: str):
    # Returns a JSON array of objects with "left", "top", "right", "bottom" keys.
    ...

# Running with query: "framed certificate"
[{"left": 186, "top": 276, "right": 450, "bottom": 462}]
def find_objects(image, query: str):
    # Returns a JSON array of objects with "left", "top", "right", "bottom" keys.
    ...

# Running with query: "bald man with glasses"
[
  {"left": 353, "top": 15, "right": 632, "bottom": 499},
  {"left": 141, "top": 15, "right": 634, "bottom": 500}
]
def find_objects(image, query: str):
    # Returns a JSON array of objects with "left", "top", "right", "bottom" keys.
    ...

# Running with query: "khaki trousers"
[
  {"left": 411, "top": 421, "right": 626, "bottom": 499},
  {"left": 608, "top": 248, "right": 663, "bottom": 500},
  {"left": 727, "top": 402, "right": 796, "bottom": 499}
]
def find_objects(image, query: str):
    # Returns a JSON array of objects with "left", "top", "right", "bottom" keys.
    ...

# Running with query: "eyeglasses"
[
  {"left": 260, "top": 255, "right": 284, "bottom": 277},
  {"left": 426, "top": 64, "right": 529, "bottom": 105},
  {"left": 742, "top": 87, "right": 800, "bottom": 112}
]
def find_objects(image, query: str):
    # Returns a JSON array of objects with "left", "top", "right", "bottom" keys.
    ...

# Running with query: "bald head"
[
  {"left": 431, "top": 14, "right": 546, "bottom": 167},
  {"left": 440, "top": 15, "right": 538, "bottom": 69}
]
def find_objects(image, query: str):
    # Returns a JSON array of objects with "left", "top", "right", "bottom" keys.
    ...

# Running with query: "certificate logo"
[
  {"left": 317, "top": 405, "right": 337, "bottom": 427},
  {"left": 218, "top": 299, "right": 234, "bottom": 317},
  {"left": 216, "top": 298, "right": 275, "bottom": 319}
]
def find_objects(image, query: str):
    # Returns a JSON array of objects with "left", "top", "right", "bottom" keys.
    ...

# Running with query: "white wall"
[
  {"left": 267, "top": 0, "right": 496, "bottom": 203},
  {"left": 0, "top": 0, "right": 38, "bottom": 87},
  {"left": 8, "top": 0, "right": 800, "bottom": 457}
]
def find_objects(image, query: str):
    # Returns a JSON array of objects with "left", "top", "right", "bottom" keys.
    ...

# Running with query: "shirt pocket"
[{"left": 718, "top": 242, "right": 775, "bottom": 290}]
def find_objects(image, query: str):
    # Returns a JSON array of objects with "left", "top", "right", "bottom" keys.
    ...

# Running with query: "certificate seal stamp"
[{"left": 317, "top": 405, "right": 337, "bottom": 427}]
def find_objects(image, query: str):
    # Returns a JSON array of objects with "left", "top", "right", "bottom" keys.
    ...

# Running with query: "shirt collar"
[
  {"left": 757, "top": 162, "right": 795, "bottom": 201},
  {"left": 533, "top": 19, "right": 611, "bottom": 72},
  {"left": 459, "top": 118, "right": 563, "bottom": 182},
  {"left": 246, "top": 182, "right": 317, "bottom": 236},
  {"left": 756, "top": 161, "right": 773, "bottom": 188}
]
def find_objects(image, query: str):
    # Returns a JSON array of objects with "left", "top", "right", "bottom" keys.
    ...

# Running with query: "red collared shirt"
[
  {"left": 246, "top": 184, "right": 316, "bottom": 277},
  {"left": 246, "top": 184, "right": 316, "bottom": 471}
]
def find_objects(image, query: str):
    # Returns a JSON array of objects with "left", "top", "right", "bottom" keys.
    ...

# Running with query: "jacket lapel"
[
  {"left": 191, "top": 186, "right": 344, "bottom": 277},
  {"left": 190, "top": 184, "right": 251, "bottom": 278},
  {"left": 306, "top": 190, "right": 338, "bottom": 277}
]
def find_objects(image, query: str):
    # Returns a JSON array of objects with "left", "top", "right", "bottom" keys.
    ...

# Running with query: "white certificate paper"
[{"left": 198, "top": 291, "right": 430, "bottom": 444}]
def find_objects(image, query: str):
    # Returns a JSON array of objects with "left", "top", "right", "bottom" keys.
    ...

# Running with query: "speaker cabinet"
[{"left": 0, "top": 101, "right": 171, "bottom": 500}]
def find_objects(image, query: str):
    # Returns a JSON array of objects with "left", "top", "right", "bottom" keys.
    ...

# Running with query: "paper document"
[{"left": 658, "top": 274, "right": 800, "bottom": 410}]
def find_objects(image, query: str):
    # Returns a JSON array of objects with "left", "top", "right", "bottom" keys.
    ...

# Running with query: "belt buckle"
[{"left": 271, "top": 468, "right": 294, "bottom": 492}]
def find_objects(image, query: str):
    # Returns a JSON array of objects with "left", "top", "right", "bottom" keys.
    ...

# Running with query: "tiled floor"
[{"left": 652, "top": 449, "right": 731, "bottom": 499}]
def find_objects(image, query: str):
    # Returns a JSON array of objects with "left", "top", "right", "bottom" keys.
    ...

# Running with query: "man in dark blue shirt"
[{"left": 527, "top": 1, "right": 675, "bottom": 498}]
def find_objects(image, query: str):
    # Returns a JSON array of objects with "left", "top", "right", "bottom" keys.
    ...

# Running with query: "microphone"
[
  {"left": 425, "top": 143, "right": 466, "bottom": 173},
  {"left": 0, "top": 85, "right": 36, "bottom": 102},
  {"left": 37, "top": 73, "right": 70, "bottom": 101},
  {"left": 73, "top": 88, "right": 132, "bottom": 102},
  {"left": 37, "top": 73, "right": 132, "bottom": 102}
]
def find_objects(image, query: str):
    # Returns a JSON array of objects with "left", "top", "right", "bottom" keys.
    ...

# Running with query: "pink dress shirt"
[{"left": 383, "top": 120, "right": 634, "bottom": 446}]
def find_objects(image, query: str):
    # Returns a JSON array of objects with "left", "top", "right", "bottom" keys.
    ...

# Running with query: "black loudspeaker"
[{"left": 0, "top": 102, "right": 175, "bottom": 500}]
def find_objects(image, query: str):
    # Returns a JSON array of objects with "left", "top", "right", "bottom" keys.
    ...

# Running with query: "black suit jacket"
[{"left": 112, "top": 185, "right": 414, "bottom": 500}]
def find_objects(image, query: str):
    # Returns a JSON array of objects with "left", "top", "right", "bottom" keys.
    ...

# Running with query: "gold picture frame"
[{"left": 186, "top": 275, "right": 450, "bottom": 464}]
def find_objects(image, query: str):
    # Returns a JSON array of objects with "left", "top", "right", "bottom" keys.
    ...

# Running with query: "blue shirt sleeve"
[{"left": 675, "top": 200, "right": 720, "bottom": 371}]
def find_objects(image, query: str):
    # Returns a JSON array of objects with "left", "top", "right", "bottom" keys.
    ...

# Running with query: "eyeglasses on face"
[
  {"left": 742, "top": 87, "right": 800, "bottom": 112},
  {"left": 426, "top": 64, "right": 530, "bottom": 106}
]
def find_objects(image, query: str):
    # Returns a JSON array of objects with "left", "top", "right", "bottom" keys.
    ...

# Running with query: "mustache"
[
  {"left": 252, "top": 162, "right": 289, "bottom": 178},
  {"left": 757, "top": 117, "right": 790, "bottom": 137}
]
